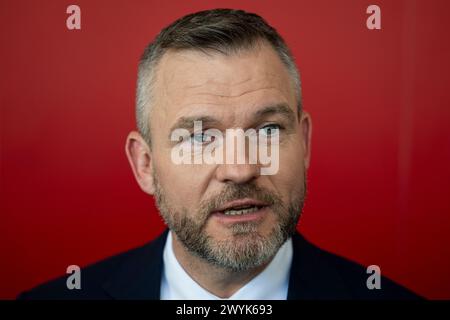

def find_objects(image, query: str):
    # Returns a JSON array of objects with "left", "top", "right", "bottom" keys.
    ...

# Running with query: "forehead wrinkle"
[
  {"left": 183, "top": 76, "right": 252, "bottom": 90},
  {"left": 192, "top": 86, "right": 281, "bottom": 99},
  {"left": 181, "top": 69, "right": 286, "bottom": 98},
  {"left": 174, "top": 85, "right": 291, "bottom": 123}
]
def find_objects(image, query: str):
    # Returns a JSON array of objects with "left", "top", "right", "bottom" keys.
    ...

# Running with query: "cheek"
[
  {"left": 154, "top": 156, "right": 212, "bottom": 210},
  {"left": 274, "top": 142, "right": 305, "bottom": 198}
]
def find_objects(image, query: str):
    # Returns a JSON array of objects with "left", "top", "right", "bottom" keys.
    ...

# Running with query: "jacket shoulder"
[
  {"left": 18, "top": 232, "right": 167, "bottom": 300},
  {"left": 290, "top": 233, "right": 423, "bottom": 299}
]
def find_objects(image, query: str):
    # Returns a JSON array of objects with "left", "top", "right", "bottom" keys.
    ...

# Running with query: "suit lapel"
[
  {"left": 102, "top": 230, "right": 168, "bottom": 299},
  {"left": 287, "top": 232, "right": 352, "bottom": 299},
  {"left": 101, "top": 230, "right": 352, "bottom": 299}
]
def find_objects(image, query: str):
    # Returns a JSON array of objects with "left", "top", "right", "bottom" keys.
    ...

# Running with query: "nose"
[{"left": 215, "top": 163, "right": 260, "bottom": 184}]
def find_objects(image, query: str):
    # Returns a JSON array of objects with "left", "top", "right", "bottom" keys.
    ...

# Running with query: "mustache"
[{"left": 199, "top": 183, "right": 283, "bottom": 218}]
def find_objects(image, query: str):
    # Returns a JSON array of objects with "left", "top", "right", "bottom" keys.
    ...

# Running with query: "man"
[{"left": 19, "top": 8, "right": 420, "bottom": 300}]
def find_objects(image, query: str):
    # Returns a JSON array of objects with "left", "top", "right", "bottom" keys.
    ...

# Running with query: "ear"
[
  {"left": 125, "top": 131, "right": 155, "bottom": 195},
  {"left": 299, "top": 111, "right": 312, "bottom": 169}
]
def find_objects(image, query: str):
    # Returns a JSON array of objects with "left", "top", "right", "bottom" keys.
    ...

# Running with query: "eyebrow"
[
  {"left": 254, "top": 103, "right": 297, "bottom": 124},
  {"left": 168, "top": 116, "right": 221, "bottom": 138},
  {"left": 168, "top": 103, "right": 297, "bottom": 138}
]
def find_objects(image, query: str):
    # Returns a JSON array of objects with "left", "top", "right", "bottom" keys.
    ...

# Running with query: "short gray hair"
[{"left": 136, "top": 8, "right": 302, "bottom": 145}]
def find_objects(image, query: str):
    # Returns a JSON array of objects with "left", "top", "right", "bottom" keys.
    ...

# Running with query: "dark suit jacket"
[{"left": 18, "top": 230, "right": 421, "bottom": 299}]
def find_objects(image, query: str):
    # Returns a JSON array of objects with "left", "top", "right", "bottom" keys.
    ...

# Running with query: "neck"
[{"left": 171, "top": 232, "right": 271, "bottom": 298}]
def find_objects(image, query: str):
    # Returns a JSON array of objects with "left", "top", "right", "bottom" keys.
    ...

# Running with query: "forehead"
[{"left": 151, "top": 43, "right": 296, "bottom": 127}]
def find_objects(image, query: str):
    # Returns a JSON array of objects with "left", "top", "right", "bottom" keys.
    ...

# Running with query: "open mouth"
[
  {"left": 221, "top": 205, "right": 265, "bottom": 216},
  {"left": 210, "top": 198, "right": 270, "bottom": 223}
]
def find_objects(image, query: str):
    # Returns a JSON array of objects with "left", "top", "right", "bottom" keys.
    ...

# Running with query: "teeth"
[{"left": 223, "top": 206, "right": 259, "bottom": 216}]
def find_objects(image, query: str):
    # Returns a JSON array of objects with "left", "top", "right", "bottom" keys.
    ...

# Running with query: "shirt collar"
[{"left": 160, "top": 230, "right": 293, "bottom": 300}]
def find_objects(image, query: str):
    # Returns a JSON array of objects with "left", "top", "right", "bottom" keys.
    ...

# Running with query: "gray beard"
[{"left": 153, "top": 173, "right": 306, "bottom": 272}]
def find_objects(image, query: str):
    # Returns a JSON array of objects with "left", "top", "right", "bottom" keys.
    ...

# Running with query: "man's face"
[{"left": 145, "top": 43, "right": 311, "bottom": 271}]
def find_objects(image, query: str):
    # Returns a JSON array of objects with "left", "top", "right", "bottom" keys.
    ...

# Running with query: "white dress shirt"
[{"left": 160, "top": 231, "right": 293, "bottom": 300}]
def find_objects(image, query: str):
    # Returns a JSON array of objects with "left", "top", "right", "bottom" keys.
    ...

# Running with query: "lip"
[
  {"left": 211, "top": 198, "right": 270, "bottom": 213},
  {"left": 210, "top": 198, "right": 270, "bottom": 224},
  {"left": 211, "top": 206, "right": 269, "bottom": 224}
]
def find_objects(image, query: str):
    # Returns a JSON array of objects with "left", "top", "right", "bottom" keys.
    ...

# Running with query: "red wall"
[{"left": 1, "top": 0, "right": 449, "bottom": 299}]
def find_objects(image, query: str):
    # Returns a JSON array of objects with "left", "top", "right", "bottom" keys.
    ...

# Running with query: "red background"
[{"left": 1, "top": 0, "right": 449, "bottom": 299}]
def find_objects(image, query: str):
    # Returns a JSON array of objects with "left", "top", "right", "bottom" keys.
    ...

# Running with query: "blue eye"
[
  {"left": 191, "top": 132, "right": 211, "bottom": 144},
  {"left": 260, "top": 124, "right": 281, "bottom": 136}
]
